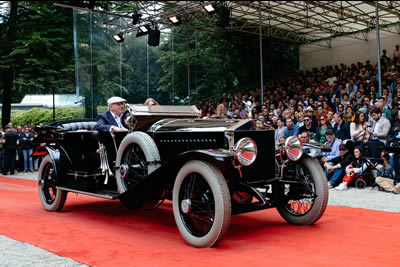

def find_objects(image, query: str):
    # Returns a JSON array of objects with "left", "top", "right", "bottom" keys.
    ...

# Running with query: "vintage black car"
[{"left": 35, "top": 104, "right": 330, "bottom": 248}]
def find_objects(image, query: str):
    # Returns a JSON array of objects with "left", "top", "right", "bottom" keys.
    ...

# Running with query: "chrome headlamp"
[
  {"left": 284, "top": 136, "right": 303, "bottom": 161},
  {"left": 233, "top": 138, "right": 257, "bottom": 166}
]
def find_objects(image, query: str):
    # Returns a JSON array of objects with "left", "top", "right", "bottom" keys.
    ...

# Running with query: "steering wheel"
[{"left": 120, "top": 110, "right": 131, "bottom": 129}]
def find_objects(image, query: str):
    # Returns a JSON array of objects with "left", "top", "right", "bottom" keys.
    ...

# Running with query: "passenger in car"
[
  {"left": 144, "top": 98, "right": 159, "bottom": 106},
  {"left": 94, "top": 96, "right": 128, "bottom": 132}
]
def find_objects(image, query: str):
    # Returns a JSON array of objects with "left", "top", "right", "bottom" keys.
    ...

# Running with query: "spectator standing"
[
  {"left": 0, "top": 127, "right": 3, "bottom": 173},
  {"left": 393, "top": 44, "right": 400, "bottom": 62},
  {"left": 1, "top": 126, "right": 19, "bottom": 175},
  {"left": 15, "top": 125, "right": 24, "bottom": 172},
  {"left": 19, "top": 126, "right": 35, "bottom": 172}
]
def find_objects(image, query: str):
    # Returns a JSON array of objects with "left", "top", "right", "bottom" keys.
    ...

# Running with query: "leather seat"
[{"left": 59, "top": 121, "right": 97, "bottom": 131}]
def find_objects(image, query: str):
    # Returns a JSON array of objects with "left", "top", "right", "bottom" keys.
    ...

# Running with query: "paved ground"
[{"left": 0, "top": 171, "right": 398, "bottom": 266}]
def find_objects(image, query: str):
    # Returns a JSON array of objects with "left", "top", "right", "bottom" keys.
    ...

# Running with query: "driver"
[{"left": 94, "top": 96, "right": 128, "bottom": 132}]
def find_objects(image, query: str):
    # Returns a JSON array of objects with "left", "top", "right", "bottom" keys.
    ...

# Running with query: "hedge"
[{"left": 0, "top": 107, "right": 79, "bottom": 127}]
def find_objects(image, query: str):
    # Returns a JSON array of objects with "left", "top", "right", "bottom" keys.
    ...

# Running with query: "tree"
[{"left": 0, "top": 1, "right": 18, "bottom": 126}]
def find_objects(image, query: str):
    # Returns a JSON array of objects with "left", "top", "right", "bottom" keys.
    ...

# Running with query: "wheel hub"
[
  {"left": 181, "top": 199, "right": 192, "bottom": 214},
  {"left": 120, "top": 164, "right": 129, "bottom": 178}
]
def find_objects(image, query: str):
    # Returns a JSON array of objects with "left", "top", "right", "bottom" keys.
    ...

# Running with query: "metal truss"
[{"left": 56, "top": 1, "right": 400, "bottom": 47}]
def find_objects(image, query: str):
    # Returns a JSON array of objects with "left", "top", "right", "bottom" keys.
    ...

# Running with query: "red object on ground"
[{"left": 0, "top": 176, "right": 399, "bottom": 267}]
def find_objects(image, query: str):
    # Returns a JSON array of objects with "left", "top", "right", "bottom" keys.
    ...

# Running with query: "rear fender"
[{"left": 39, "top": 146, "right": 72, "bottom": 183}]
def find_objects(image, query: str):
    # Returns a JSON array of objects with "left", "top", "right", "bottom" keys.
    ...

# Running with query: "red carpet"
[{"left": 0, "top": 176, "right": 399, "bottom": 267}]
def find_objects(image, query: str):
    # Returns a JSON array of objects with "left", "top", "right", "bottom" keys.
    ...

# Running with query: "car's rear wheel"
[
  {"left": 38, "top": 155, "right": 67, "bottom": 212},
  {"left": 173, "top": 160, "right": 231, "bottom": 248},
  {"left": 276, "top": 155, "right": 328, "bottom": 225}
]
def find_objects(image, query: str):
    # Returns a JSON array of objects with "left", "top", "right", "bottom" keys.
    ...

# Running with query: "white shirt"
[{"left": 111, "top": 112, "right": 123, "bottom": 128}]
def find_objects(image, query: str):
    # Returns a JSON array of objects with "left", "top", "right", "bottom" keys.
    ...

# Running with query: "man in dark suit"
[
  {"left": 2, "top": 125, "right": 19, "bottom": 175},
  {"left": 94, "top": 96, "right": 128, "bottom": 132}
]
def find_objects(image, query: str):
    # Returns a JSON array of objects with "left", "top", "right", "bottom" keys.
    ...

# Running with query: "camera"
[{"left": 382, "top": 152, "right": 391, "bottom": 161}]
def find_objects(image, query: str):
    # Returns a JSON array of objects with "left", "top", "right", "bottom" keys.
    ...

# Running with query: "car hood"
[{"left": 148, "top": 118, "right": 254, "bottom": 132}]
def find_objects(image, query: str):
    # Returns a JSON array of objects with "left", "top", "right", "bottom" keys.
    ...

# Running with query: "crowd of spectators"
[
  {"left": 0, "top": 123, "right": 42, "bottom": 175},
  {"left": 196, "top": 45, "right": 400, "bottom": 193}
]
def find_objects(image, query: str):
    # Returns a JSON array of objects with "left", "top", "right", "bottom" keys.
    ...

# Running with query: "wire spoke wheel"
[
  {"left": 283, "top": 167, "right": 315, "bottom": 216},
  {"left": 179, "top": 173, "right": 215, "bottom": 237},
  {"left": 277, "top": 156, "right": 328, "bottom": 226},
  {"left": 121, "top": 143, "right": 148, "bottom": 189},
  {"left": 173, "top": 160, "right": 231, "bottom": 248}
]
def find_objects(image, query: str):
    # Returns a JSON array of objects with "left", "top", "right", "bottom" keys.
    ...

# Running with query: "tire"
[
  {"left": 173, "top": 160, "right": 231, "bottom": 248},
  {"left": 277, "top": 155, "right": 328, "bottom": 226},
  {"left": 115, "top": 132, "right": 160, "bottom": 209},
  {"left": 38, "top": 155, "right": 67, "bottom": 212},
  {"left": 355, "top": 178, "right": 366, "bottom": 189}
]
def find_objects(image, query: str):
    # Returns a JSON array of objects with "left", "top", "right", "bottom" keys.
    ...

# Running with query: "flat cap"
[{"left": 107, "top": 96, "right": 126, "bottom": 105}]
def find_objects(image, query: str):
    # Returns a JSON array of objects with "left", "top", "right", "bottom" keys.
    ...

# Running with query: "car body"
[{"left": 35, "top": 104, "right": 330, "bottom": 248}]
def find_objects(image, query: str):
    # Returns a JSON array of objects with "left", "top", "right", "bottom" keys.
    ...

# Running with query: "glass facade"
[{"left": 73, "top": 11, "right": 178, "bottom": 119}]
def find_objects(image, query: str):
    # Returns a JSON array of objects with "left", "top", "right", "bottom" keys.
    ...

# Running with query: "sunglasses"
[
  {"left": 320, "top": 118, "right": 325, "bottom": 120},
  {"left": 304, "top": 119, "right": 310, "bottom": 121}
]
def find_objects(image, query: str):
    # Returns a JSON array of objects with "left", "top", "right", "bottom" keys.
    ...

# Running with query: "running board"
[{"left": 56, "top": 187, "right": 120, "bottom": 200}]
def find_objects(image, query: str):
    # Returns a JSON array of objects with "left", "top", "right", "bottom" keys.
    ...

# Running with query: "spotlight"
[
  {"left": 148, "top": 28, "right": 160, "bottom": 47},
  {"left": 203, "top": 3, "right": 216, "bottom": 14},
  {"left": 168, "top": 15, "right": 182, "bottom": 25},
  {"left": 112, "top": 33, "right": 124, "bottom": 43},
  {"left": 216, "top": 6, "right": 230, "bottom": 28},
  {"left": 136, "top": 25, "right": 150, "bottom": 37},
  {"left": 132, "top": 11, "right": 142, "bottom": 25}
]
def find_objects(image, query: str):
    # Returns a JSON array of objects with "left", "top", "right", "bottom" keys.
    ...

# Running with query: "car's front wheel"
[
  {"left": 276, "top": 155, "right": 328, "bottom": 225},
  {"left": 173, "top": 160, "right": 231, "bottom": 248},
  {"left": 38, "top": 155, "right": 67, "bottom": 212}
]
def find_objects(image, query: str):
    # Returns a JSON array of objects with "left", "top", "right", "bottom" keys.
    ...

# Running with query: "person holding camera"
[{"left": 375, "top": 151, "right": 400, "bottom": 194}]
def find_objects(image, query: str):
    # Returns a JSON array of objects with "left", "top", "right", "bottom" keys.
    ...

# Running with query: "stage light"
[
  {"left": 112, "top": 33, "right": 124, "bottom": 43},
  {"left": 136, "top": 25, "right": 150, "bottom": 37},
  {"left": 148, "top": 28, "right": 160, "bottom": 47},
  {"left": 168, "top": 15, "right": 182, "bottom": 25},
  {"left": 132, "top": 11, "right": 142, "bottom": 25},
  {"left": 139, "top": 25, "right": 149, "bottom": 32},
  {"left": 216, "top": 6, "right": 230, "bottom": 28},
  {"left": 203, "top": 4, "right": 216, "bottom": 14}
]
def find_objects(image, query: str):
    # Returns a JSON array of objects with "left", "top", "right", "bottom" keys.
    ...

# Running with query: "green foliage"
[
  {"left": 0, "top": 108, "right": 78, "bottom": 126},
  {"left": 0, "top": 1, "right": 77, "bottom": 104}
]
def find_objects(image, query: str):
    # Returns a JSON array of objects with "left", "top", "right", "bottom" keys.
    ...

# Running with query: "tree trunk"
[{"left": 1, "top": 1, "right": 18, "bottom": 127}]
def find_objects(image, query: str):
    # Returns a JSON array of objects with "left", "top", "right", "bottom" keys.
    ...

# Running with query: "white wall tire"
[
  {"left": 115, "top": 132, "right": 160, "bottom": 194},
  {"left": 38, "top": 155, "right": 67, "bottom": 212},
  {"left": 277, "top": 155, "right": 328, "bottom": 225},
  {"left": 173, "top": 160, "right": 231, "bottom": 248}
]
